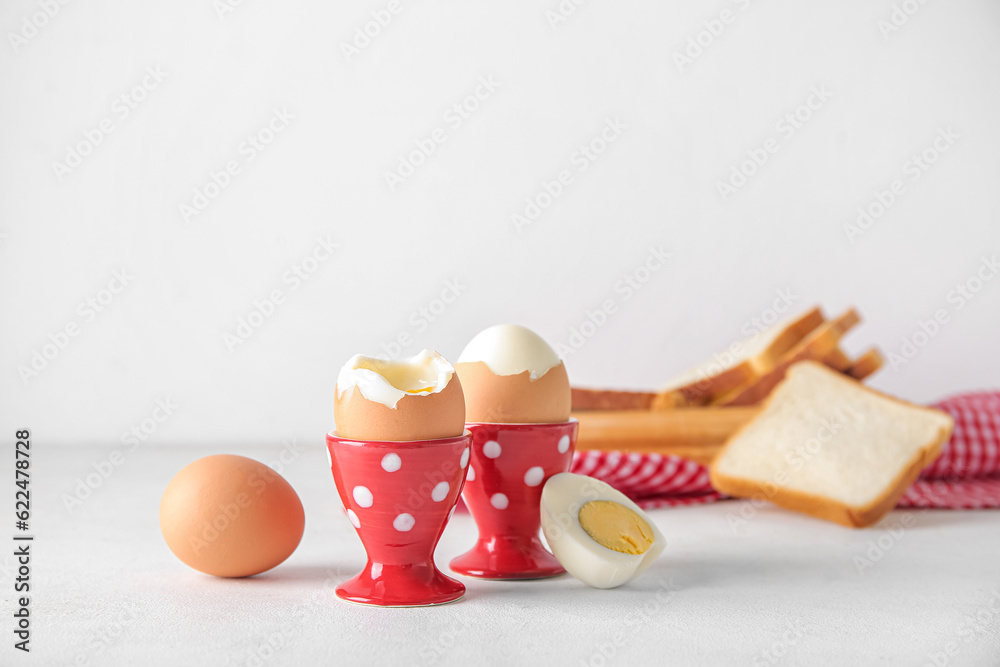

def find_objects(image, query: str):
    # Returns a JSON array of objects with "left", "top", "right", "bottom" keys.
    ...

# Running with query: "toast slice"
[
  {"left": 713, "top": 309, "right": 860, "bottom": 407},
  {"left": 652, "top": 306, "right": 824, "bottom": 408},
  {"left": 710, "top": 361, "right": 953, "bottom": 528}
]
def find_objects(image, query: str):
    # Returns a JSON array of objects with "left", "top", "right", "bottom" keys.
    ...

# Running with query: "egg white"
[{"left": 540, "top": 472, "right": 665, "bottom": 589}]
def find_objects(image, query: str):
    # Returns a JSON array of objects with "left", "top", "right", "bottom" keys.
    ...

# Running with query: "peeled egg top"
[
  {"left": 455, "top": 324, "right": 571, "bottom": 423},
  {"left": 540, "top": 472, "right": 665, "bottom": 589},
  {"left": 334, "top": 349, "right": 465, "bottom": 441},
  {"left": 457, "top": 324, "right": 561, "bottom": 378},
  {"left": 159, "top": 454, "right": 305, "bottom": 578}
]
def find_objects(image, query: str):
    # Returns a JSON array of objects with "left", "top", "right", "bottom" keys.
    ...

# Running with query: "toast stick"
[{"left": 573, "top": 407, "right": 759, "bottom": 464}]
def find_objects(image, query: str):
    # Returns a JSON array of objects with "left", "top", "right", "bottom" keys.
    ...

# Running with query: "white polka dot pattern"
[
  {"left": 524, "top": 466, "right": 544, "bottom": 487},
  {"left": 393, "top": 513, "right": 415, "bottom": 532},
  {"left": 483, "top": 440, "right": 502, "bottom": 459},
  {"left": 346, "top": 509, "right": 360, "bottom": 529},
  {"left": 490, "top": 493, "right": 509, "bottom": 510},
  {"left": 558, "top": 435, "right": 570, "bottom": 453},
  {"left": 431, "top": 481, "right": 450, "bottom": 502},
  {"left": 381, "top": 453, "right": 401, "bottom": 472},
  {"left": 353, "top": 485, "right": 373, "bottom": 508}
]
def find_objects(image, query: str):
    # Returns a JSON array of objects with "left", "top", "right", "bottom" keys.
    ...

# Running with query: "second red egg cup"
[
  {"left": 326, "top": 431, "right": 472, "bottom": 607},
  {"left": 450, "top": 420, "right": 578, "bottom": 579}
]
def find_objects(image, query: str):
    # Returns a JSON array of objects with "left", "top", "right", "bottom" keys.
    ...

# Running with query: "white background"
[{"left": 2, "top": 0, "right": 999, "bottom": 446}]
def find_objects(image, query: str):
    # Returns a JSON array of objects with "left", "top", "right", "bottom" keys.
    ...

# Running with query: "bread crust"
[
  {"left": 824, "top": 348, "right": 853, "bottom": 372},
  {"left": 655, "top": 306, "right": 825, "bottom": 408},
  {"left": 848, "top": 348, "right": 884, "bottom": 381},
  {"left": 714, "top": 309, "right": 859, "bottom": 407},
  {"left": 572, "top": 387, "right": 657, "bottom": 411},
  {"left": 709, "top": 360, "right": 954, "bottom": 528}
]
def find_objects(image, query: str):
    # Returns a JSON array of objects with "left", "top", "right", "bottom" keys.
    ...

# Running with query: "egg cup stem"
[{"left": 450, "top": 420, "right": 578, "bottom": 580}]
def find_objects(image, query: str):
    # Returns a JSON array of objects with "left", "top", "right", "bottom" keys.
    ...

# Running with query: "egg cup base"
[
  {"left": 336, "top": 562, "right": 466, "bottom": 607},
  {"left": 449, "top": 535, "right": 565, "bottom": 580}
]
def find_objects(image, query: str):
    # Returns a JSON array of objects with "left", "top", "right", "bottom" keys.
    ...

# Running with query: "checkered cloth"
[{"left": 570, "top": 391, "right": 1000, "bottom": 510}]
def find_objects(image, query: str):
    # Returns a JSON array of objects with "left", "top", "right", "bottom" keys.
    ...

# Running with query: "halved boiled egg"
[
  {"left": 334, "top": 350, "right": 465, "bottom": 441},
  {"left": 540, "top": 473, "right": 665, "bottom": 588}
]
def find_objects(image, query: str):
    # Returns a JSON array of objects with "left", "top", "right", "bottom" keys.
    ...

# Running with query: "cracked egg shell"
[
  {"left": 455, "top": 324, "right": 570, "bottom": 423},
  {"left": 456, "top": 360, "right": 571, "bottom": 423},
  {"left": 334, "top": 350, "right": 465, "bottom": 442}
]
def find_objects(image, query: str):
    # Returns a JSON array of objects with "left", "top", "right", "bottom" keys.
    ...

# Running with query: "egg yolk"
[{"left": 578, "top": 501, "right": 654, "bottom": 555}]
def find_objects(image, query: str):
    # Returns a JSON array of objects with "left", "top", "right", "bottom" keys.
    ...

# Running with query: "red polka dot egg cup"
[
  {"left": 449, "top": 420, "right": 578, "bottom": 579},
  {"left": 326, "top": 431, "right": 471, "bottom": 607}
]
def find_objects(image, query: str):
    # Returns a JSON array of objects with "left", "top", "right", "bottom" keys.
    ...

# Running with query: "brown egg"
[
  {"left": 457, "top": 360, "right": 571, "bottom": 423},
  {"left": 159, "top": 455, "right": 305, "bottom": 578},
  {"left": 333, "top": 351, "right": 466, "bottom": 441}
]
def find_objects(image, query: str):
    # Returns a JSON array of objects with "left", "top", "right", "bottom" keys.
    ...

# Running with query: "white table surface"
[{"left": 7, "top": 444, "right": 1000, "bottom": 667}]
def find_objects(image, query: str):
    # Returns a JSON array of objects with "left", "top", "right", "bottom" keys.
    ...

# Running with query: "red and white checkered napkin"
[{"left": 569, "top": 391, "right": 1000, "bottom": 511}]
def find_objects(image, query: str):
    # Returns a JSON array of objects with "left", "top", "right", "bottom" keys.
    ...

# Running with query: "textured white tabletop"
[{"left": 6, "top": 444, "right": 1000, "bottom": 667}]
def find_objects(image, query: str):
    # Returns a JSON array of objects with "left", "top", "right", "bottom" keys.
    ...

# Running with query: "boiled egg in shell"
[
  {"left": 541, "top": 473, "right": 665, "bottom": 588},
  {"left": 455, "top": 324, "right": 571, "bottom": 423},
  {"left": 334, "top": 350, "right": 465, "bottom": 441}
]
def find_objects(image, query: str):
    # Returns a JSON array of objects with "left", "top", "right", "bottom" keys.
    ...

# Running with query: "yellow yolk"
[
  {"left": 578, "top": 501, "right": 655, "bottom": 555},
  {"left": 406, "top": 387, "right": 435, "bottom": 394}
]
